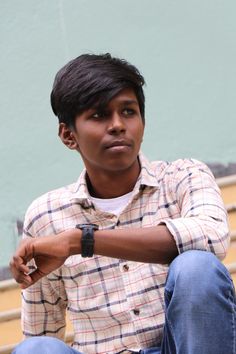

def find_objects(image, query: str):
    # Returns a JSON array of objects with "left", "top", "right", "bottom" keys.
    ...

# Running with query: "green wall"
[{"left": 1, "top": 0, "right": 236, "bottom": 267}]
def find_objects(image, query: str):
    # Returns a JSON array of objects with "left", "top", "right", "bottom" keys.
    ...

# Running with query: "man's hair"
[{"left": 50, "top": 53, "right": 145, "bottom": 127}]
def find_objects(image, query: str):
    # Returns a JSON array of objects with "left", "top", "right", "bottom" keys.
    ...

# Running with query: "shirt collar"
[
  {"left": 137, "top": 152, "right": 159, "bottom": 189},
  {"left": 70, "top": 152, "right": 159, "bottom": 203}
]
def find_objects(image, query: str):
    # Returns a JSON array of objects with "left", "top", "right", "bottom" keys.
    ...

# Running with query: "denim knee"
[
  {"left": 13, "top": 336, "right": 74, "bottom": 354},
  {"left": 163, "top": 251, "right": 236, "bottom": 354},
  {"left": 165, "top": 250, "right": 233, "bottom": 298}
]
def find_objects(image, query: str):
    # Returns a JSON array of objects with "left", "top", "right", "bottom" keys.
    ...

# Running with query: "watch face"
[
  {"left": 76, "top": 223, "right": 99, "bottom": 230},
  {"left": 77, "top": 223, "right": 98, "bottom": 258}
]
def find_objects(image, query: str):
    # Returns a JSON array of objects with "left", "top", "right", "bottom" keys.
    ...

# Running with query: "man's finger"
[
  {"left": 20, "top": 276, "right": 33, "bottom": 289},
  {"left": 27, "top": 268, "right": 47, "bottom": 286},
  {"left": 10, "top": 256, "right": 30, "bottom": 274},
  {"left": 13, "top": 272, "right": 33, "bottom": 287}
]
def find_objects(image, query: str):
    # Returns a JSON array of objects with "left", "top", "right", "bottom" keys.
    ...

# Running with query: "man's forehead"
[{"left": 91, "top": 88, "right": 138, "bottom": 109}]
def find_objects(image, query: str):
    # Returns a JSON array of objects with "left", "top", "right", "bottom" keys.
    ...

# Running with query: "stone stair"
[{"left": 0, "top": 175, "right": 236, "bottom": 353}]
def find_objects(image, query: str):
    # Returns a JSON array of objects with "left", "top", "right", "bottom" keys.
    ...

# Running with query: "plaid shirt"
[{"left": 21, "top": 153, "right": 229, "bottom": 354}]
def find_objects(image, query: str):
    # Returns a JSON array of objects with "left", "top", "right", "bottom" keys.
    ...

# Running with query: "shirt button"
[
  {"left": 123, "top": 264, "right": 129, "bottom": 272},
  {"left": 133, "top": 309, "right": 140, "bottom": 316}
]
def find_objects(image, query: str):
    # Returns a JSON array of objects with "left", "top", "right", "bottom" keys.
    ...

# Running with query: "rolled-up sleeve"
[{"left": 163, "top": 159, "right": 229, "bottom": 260}]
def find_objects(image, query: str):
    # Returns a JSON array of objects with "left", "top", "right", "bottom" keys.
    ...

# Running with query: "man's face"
[{"left": 62, "top": 88, "right": 144, "bottom": 176}]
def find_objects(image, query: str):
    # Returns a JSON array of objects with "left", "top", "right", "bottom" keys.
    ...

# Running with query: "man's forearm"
[
  {"left": 66, "top": 225, "right": 178, "bottom": 264},
  {"left": 10, "top": 225, "right": 178, "bottom": 288}
]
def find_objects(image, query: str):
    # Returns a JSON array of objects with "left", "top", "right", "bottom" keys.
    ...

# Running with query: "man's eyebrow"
[
  {"left": 88, "top": 99, "right": 139, "bottom": 112},
  {"left": 121, "top": 100, "right": 139, "bottom": 105}
]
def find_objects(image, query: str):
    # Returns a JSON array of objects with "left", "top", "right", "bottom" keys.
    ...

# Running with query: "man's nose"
[{"left": 107, "top": 112, "right": 126, "bottom": 134}]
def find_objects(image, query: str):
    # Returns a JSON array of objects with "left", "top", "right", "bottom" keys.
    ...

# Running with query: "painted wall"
[{"left": 1, "top": 0, "right": 236, "bottom": 267}]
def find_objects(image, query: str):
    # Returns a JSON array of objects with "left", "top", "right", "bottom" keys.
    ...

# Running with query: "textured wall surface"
[{"left": 1, "top": 0, "right": 236, "bottom": 267}]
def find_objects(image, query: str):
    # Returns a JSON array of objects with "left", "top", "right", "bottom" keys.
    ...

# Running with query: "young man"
[{"left": 10, "top": 54, "right": 235, "bottom": 354}]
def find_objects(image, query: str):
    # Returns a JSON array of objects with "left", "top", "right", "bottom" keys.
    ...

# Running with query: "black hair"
[{"left": 50, "top": 53, "right": 145, "bottom": 127}]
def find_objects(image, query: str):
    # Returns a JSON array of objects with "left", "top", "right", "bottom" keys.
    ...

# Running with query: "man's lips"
[{"left": 104, "top": 140, "right": 132, "bottom": 149}]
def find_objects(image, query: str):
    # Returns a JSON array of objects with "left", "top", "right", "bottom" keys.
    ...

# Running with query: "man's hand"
[{"left": 9, "top": 230, "right": 80, "bottom": 289}]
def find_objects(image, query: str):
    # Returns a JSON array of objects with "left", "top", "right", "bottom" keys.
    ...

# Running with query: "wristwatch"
[{"left": 75, "top": 223, "right": 99, "bottom": 257}]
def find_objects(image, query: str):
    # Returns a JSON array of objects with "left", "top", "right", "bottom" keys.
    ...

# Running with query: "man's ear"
[{"left": 58, "top": 123, "right": 79, "bottom": 150}]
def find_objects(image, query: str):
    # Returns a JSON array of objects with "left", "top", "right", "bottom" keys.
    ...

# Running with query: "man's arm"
[
  {"left": 10, "top": 224, "right": 178, "bottom": 288},
  {"left": 162, "top": 159, "right": 229, "bottom": 259}
]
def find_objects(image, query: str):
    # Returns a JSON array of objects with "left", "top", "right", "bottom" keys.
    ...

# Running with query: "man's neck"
[{"left": 85, "top": 160, "right": 141, "bottom": 199}]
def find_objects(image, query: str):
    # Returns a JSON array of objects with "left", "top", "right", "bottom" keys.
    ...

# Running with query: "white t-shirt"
[{"left": 90, "top": 191, "right": 133, "bottom": 215}]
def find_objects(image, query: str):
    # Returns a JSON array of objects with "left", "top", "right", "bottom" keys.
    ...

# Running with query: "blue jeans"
[{"left": 13, "top": 251, "right": 236, "bottom": 354}]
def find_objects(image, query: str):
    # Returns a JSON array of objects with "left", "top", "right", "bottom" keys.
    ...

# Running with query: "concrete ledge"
[
  {"left": 227, "top": 262, "right": 236, "bottom": 274},
  {"left": 225, "top": 203, "right": 236, "bottom": 212},
  {"left": 0, "top": 308, "right": 21, "bottom": 323},
  {"left": 216, "top": 174, "right": 236, "bottom": 187},
  {"left": 0, "top": 279, "right": 18, "bottom": 291},
  {"left": 231, "top": 231, "right": 236, "bottom": 241},
  {"left": 0, "top": 344, "right": 14, "bottom": 354}
]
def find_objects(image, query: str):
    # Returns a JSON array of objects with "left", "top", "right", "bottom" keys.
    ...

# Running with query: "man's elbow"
[{"left": 209, "top": 223, "right": 230, "bottom": 261}]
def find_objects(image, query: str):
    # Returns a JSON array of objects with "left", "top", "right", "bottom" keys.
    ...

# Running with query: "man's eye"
[
  {"left": 123, "top": 108, "right": 135, "bottom": 116},
  {"left": 91, "top": 112, "right": 104, "bottom": 119}
]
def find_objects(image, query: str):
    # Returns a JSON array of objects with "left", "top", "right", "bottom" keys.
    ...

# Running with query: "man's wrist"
[{"left": 66, "top": 229, "right": 82, "bottom": 256}]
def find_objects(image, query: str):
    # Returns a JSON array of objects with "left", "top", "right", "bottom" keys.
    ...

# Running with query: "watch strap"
[{"left": 76, "top": 223, "right": 98, "bottom": 257}]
